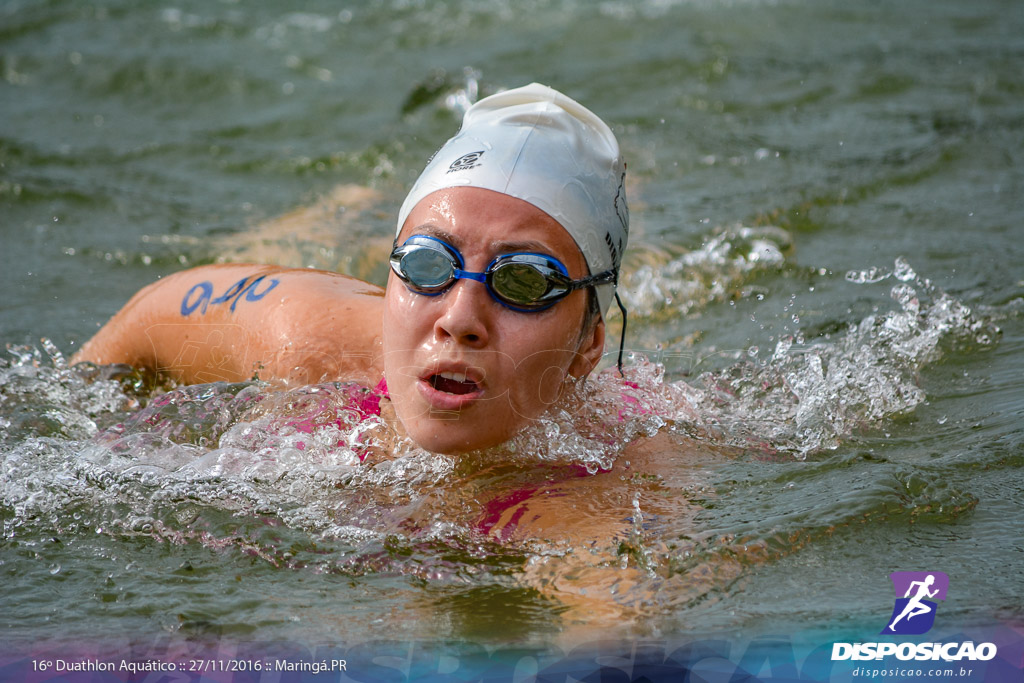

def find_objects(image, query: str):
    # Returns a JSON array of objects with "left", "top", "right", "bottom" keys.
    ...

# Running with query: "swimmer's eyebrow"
[
  {"left": 411, "top": 225, "right": 554, "bottom": 255},
  {"left": 490, "top": 238, "right": 553, "bottom": 254},
  {"left": 412, "top": 224, "right": 459, "bottom": 246}
]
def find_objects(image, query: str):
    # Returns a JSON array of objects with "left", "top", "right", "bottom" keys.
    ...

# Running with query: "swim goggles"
[{"left": 389, "top": 234, "right": 629, "bottom": 373}]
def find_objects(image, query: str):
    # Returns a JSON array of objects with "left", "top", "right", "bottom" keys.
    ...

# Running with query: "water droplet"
[
  {"left": 845, "top": 267, "right": 890, "bottom": 284},
  {"left": 893, "top": 257, "right": 917, "bottom": 282}
]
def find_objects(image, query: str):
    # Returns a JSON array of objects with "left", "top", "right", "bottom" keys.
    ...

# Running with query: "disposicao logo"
[
  {"left": 831, "top": 571, "right": 998, "bottom": 662},
  {"left": 882, "top": 571, "right": 948, "bottom": 635}
]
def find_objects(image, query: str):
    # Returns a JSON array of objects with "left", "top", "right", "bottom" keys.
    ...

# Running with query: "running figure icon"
[
  {"left": 888, "top": 574, "right": 939, "bottom": 631},
  {"left": 882, "top": 571, "right": 949, "bottom": 635}
]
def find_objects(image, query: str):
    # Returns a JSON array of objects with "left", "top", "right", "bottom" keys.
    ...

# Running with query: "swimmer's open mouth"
[{"left": 427, "top": 372, "right": 479, "bottom": 395}]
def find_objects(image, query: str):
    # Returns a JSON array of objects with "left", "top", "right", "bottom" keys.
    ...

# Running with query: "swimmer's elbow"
[
  {"left": 71, "top": 312, "right": 156, "bottom": 370},
  {"left": 71, "top": 273, "right": 185, "bottom": 370}
]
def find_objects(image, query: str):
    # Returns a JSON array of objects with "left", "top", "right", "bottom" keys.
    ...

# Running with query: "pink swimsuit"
[
  {"left": 286, "top": 378, "right": 389, "bottom": 459},
  {"left": 285, "top": 377, "right": 627, "bottom": 540}
]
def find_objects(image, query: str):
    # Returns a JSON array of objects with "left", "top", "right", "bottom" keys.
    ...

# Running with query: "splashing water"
[
  {"left": 2, "top": 257, "right": 996, "bottom": 534},
  {"left": 0, "top": 342, "right": 138, "bottom": 447},
  {"left": 0, "top": 256, "right": 1001, "bottom": 640},
  {"left": 681, "top": 257, "right": 999, "bottom": 456},
  {"left": 621, "top": 224, "right": 792, "bottom": 318}
]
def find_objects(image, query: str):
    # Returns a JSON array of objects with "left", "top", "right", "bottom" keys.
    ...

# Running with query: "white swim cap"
[{"left": 396, "top": 82, "right": 629, "bottom": 317}]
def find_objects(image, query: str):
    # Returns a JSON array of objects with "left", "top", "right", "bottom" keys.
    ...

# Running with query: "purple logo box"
[{"left": 881, "top": 571, "right": 950, "bottom": 635}]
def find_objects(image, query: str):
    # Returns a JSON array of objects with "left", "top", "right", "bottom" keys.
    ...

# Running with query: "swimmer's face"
[{"left": 382, "top": 187, "right": 605, "bottom": 454}]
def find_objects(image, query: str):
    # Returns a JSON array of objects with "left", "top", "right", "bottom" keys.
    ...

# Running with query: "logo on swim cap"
[
  {"left": 882, "top": 571, "right": 949, "bottom": 635},
  {"left": 447, "top": 151, "right": 485, "bottom": 173}
]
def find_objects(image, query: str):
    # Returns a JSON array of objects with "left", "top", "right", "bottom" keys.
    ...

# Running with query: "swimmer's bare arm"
[{"left": 72, "top": 264, "right": 385, "bottom": 386}]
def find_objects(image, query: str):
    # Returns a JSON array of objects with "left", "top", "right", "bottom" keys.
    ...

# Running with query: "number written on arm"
[{"left": 181, "top": 275, "right": 280, "bottom": 317}]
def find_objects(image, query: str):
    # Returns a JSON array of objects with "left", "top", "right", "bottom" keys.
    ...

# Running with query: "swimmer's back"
[{"left": 73, "top": 264, "right": 385, "bottom": 386}]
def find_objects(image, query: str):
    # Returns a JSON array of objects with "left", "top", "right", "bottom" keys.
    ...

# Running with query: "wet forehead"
[
  {"left": 413, "top": 225, "right": 553, "bottom": 256},
  {"left": 398, "top": 187, "right": 587, "bottom": 271}
]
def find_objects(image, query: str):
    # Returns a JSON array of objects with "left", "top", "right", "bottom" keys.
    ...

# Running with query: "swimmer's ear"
[{"left": 568, "top": 318, "right": 606, "bottom": 380}]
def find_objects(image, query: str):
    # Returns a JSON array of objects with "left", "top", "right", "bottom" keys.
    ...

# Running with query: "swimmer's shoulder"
[
  {"left": 151, "top": 263, "right": 383, "bottom": 296},
  {"left": 74, "top": 264, "right": 385, "bottom": 386}
]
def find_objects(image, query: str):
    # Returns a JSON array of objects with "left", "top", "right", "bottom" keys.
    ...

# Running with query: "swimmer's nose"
[{"left": 433, "top": 279, "right": 492, "bottom": 347}]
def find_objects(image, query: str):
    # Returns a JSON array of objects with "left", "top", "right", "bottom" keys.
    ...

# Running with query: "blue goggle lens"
[{"left": 400, "top": 245, "right": 455, "bottom": 289}]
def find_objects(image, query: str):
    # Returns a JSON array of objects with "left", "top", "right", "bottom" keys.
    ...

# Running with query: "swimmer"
[
  {"left": 73, "top": 85, "right": 719, "bottom": 634},
  {"left": 74, "top": 83, "right": 629, "bottom": 455}
]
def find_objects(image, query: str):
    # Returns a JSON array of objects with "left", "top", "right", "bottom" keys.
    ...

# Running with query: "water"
[{"left": 2, "top": 0, "right": 1023, "bottom": 673}]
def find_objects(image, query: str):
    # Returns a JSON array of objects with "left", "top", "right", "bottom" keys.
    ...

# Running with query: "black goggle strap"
[
  {"left": 614, "top": 290, "right": 628, "bottom": 377},
  {"left": 566, "top": 268, "right": 616, "bottom": 290},
  {"left": 580, "top": 270, "right": 627, "bottom": 376},
  {"left": 579, "top": 267, "right": 628, "bottom": 376}
]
